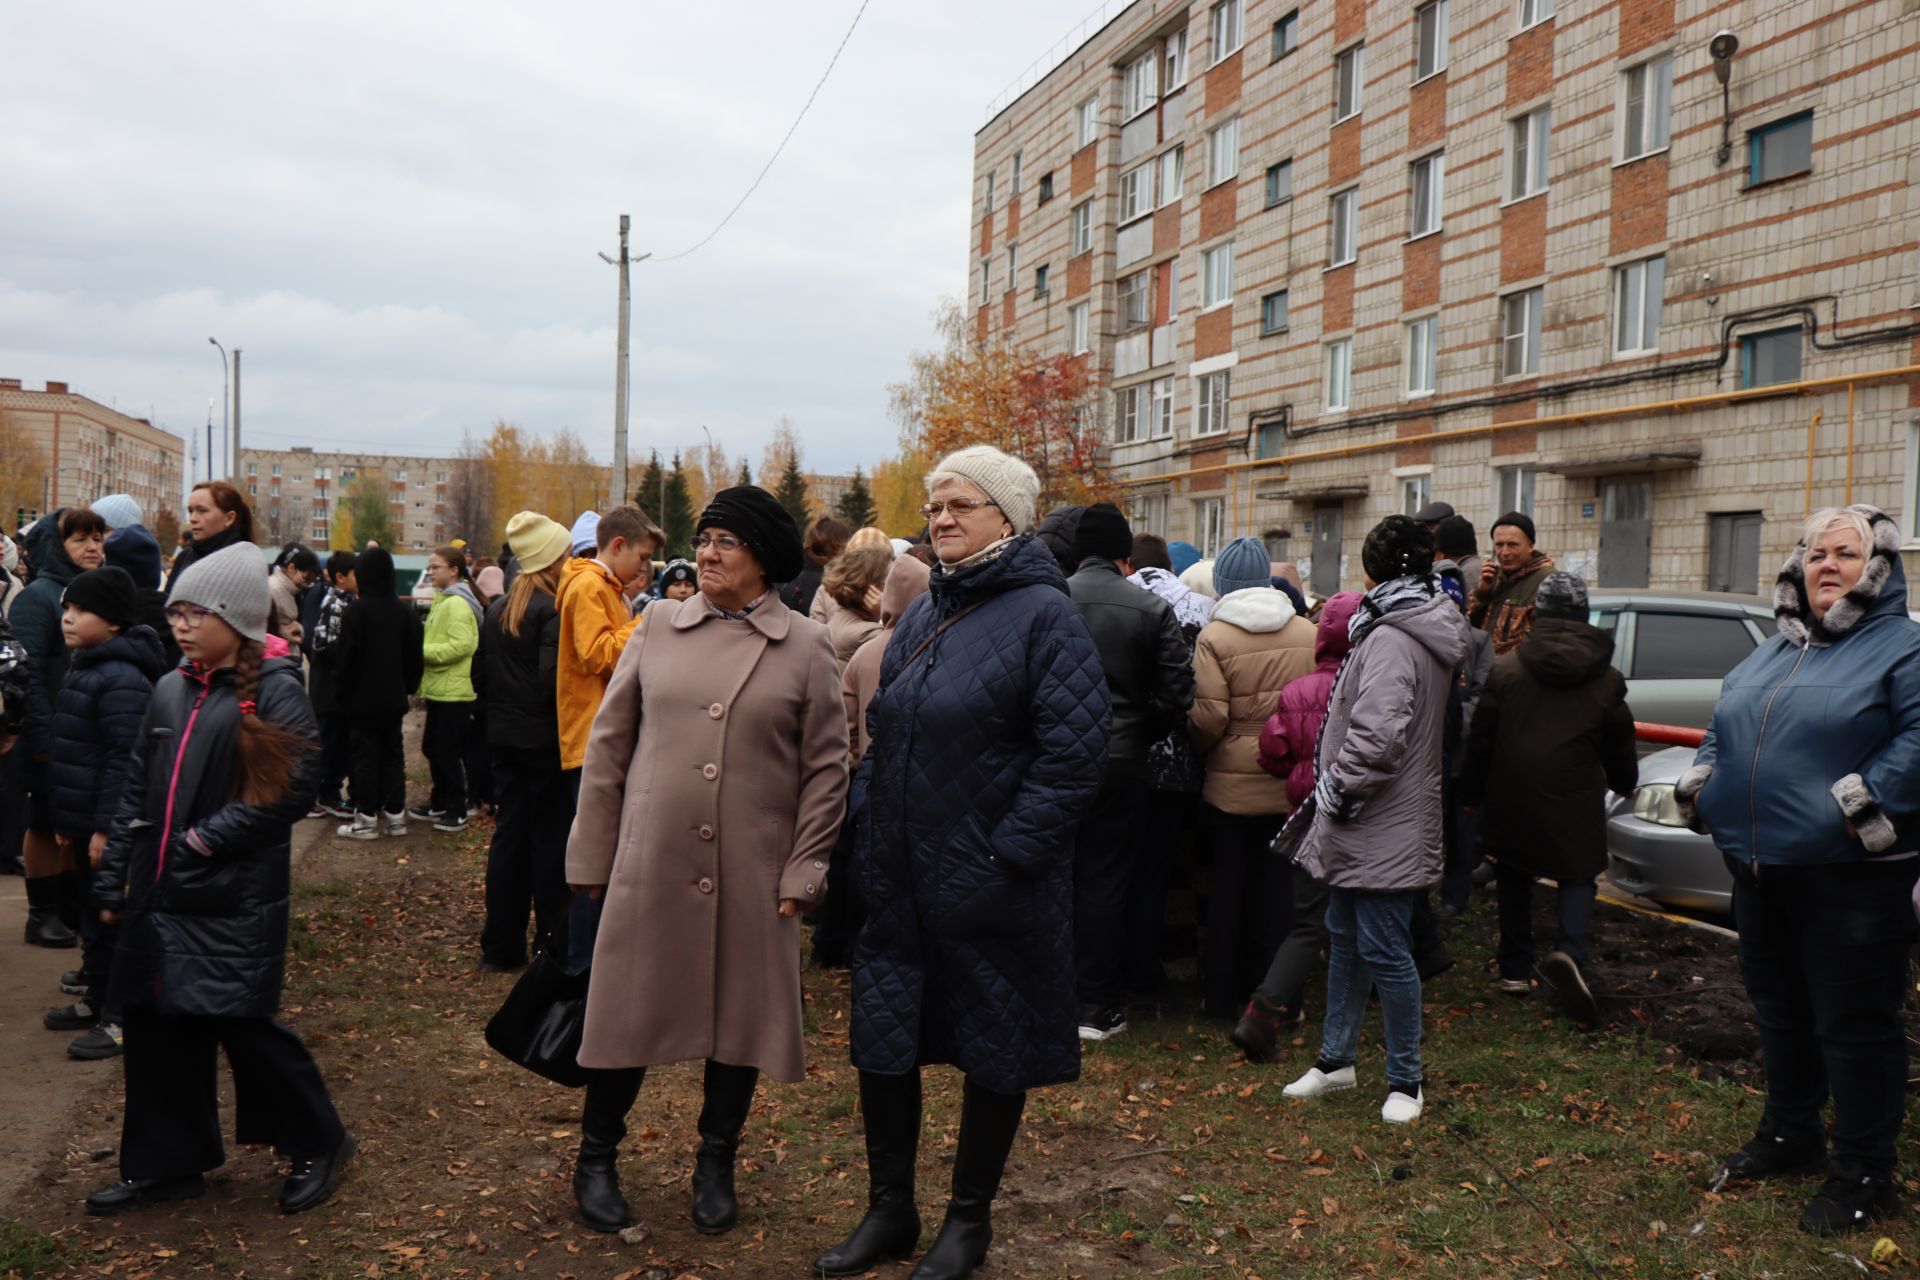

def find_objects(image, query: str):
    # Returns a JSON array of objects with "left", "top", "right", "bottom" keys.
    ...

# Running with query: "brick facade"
[{"left": 0, "top": 378, "right": 185, "bottom": 525}]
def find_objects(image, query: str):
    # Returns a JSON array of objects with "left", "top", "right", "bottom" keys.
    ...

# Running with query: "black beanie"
[
  {"left": 1491, "top": 510, "right": 1537, "bottom": 544},
  {"left": 1361, "top": 515, "right": 1436, "bottom": 583},
  {"left": 61, "top": 566, "right": 140, "bottom": 630},
  {"left": 1072, "top": 502, "right": 1133, "bottom": 563},
  {"left": 698, "top": 486, "right": 804, "bottom": 584}
]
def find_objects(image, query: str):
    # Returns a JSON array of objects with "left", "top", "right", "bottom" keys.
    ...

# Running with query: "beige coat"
[
  {"left": 565, "top": 593, "right": 850, "bottom": 1081},
  {"left": 827, "top": 602, "right": 882, "bottom": 670},
  {"left": 1189, "top": 588, "right": 1317, "bottom": 815}
]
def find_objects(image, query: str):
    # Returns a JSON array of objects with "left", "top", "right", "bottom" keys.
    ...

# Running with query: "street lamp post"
[{"left": 207, "top": 337, "right": 228, "bottom": 479}]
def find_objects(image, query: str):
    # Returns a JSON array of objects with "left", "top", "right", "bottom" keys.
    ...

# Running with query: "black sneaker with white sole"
[
  {"left": 405, "top": 804, "right": 444, "bottom": 823},
  {"left": 1077, "top": 1005, "right": 1127, "bottom": 1042},
  {"left": 1538, "top": 951, "right": 1599, "bottom": 1028},
  {"left": 60, "top": 969, "right": 87, "bottom": 996},
  {"left": 1800, "top": 1160, "right": 1900, "bottom": 1236},
  {"left": 433, "top": 814, "right": 469, "bottom": 832}
]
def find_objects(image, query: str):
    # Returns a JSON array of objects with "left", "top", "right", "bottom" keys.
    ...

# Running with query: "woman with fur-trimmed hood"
[{"left": 1676, "top": 505, "right": 1920, "bottom": 1237}]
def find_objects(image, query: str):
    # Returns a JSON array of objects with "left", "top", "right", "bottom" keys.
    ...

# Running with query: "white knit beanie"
[
  {"left": 927, "top": 446, "right": 1040, "bottom": 535},
  {"left": 90, "top": 493, "right": 144, "bottom": 531},
  {"left": 168, "top": 542, "right": 270, "bottom": 643}
]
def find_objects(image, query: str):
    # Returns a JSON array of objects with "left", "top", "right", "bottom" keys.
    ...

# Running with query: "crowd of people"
[{"left": 1, "top": 451, "right": 1916, "bottom": 1261}]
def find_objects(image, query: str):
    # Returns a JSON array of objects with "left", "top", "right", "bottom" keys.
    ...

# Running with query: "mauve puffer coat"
[
  {"left": 1293, "top": 589, "right": 1469, "bottom": 892},
  {"left": 1257, "top": 592, "right": 1361, "bottom": 807}
]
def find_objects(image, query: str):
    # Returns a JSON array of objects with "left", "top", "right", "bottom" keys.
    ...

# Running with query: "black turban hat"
[{"left": 697, "top": 486, "right": 804, "bottom": 584}]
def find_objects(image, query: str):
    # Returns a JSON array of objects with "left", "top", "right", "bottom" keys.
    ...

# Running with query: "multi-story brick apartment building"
[
  {"left": 239, "top": 446, "right": 457, "bottom": 551},
  {"left": 971, "top": 0, "right": 1920, "bottom": 600},
  {"left": 1, "top": 378, "right": 185, "bottom": 525}
]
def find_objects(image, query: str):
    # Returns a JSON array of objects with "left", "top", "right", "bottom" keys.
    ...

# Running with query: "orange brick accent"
[
  {"left": 1154, "top": 204, "right": 1182, "bottom": 255},
  {"left": 1154, "top": 260, "right": 1174, "bottom": 325},
  {"left": 1002, "top": 292, "right": 1016, "bottom": 329},
  {"left": 1398, "top": 414, "right": 1434, "bottom": 465},
  {"left": 1335, "top": 2, "right": 1364, "bottom": 46},
  {"left": 1324, "top": 264, "right": 1354, "bottom": 333},
  {"left": 1072, "top": 147, "right": 1095, "bottom": 196},
  {"left": 975, "top": 307, "right": 989, "bottom": 344},
  {"left": 1191, "top": 446, "right": 1228, "bottom": 491},
  {"left": 1619, "top": 0, "right": 1675, "bottom": 56},
  {"left": 1506, "top": 23, "right": 1554, "bottom": 108},
  {"left": 1409, "top": 74, "right": 1447, "bottom": 151},
  {"left": 1006, "top": 198, "right": 1021, "bottom": 240},
  {"left": 1609, "top": 151, "right": 1669, "bottom": 256},
  {"left": 1195, "top": 306, "right": 1234, "bottom": 359},
  {"left": 1330, "top": 118, "right": 1362, "bottom": 187},
  {"left": 1206, "top": 49, "right": 1243, "bottom": 115},
  {"left": 1067, "top": 253, "right": 1092, "bottom": 299},
  {"left": 1493, "top": 398, "right": 1538, "bottom": 456},
  {"left": 1403, "top": 233, "right": 1442, "bottom": 312},
  {"left": 1500, "top": 196, "right": 1546, "bottom": 284},
  {"left": 1200, "top": 183, "right": 1237, "bottom": 241},
  {"left": 980, "top": 214, "right": 992, "bottom": 259}
]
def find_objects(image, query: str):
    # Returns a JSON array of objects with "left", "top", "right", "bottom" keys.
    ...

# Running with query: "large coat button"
[
  {"left": 699, "top": 825, "right": 715, "bottom": 841},
  {"left": 702, "top": 763, "right": 718, "bottom": 780},
  {"left": 698, "top": 877, "right": 714, "bottom": 894}
]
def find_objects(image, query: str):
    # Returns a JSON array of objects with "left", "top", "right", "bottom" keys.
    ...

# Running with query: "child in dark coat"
[{"left": 329, "top": 547, "right": 423, "bottom": 837}]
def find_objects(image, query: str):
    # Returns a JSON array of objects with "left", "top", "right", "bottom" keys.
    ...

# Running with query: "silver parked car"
[{"left": 1605, "top": 746, "right": 1730, "bottom": 916}]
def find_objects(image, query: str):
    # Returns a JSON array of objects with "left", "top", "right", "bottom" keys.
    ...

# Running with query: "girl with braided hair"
[{"left": 85, "top": 543, "right": 354, "bottom": 1218}]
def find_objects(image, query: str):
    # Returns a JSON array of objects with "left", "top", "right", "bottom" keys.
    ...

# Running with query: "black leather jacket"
[{"left": 1066, "top": 558, "right": 1196, "bottom": 775}]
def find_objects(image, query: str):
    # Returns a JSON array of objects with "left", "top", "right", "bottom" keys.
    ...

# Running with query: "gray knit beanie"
[
  {"left": 927, "top": 445, "right": 1041, "bottom": 535},
  {"left": 1534, "top": 571, "right": 1590, "bottom": 621},
  {"left": 1213, "top": 536, "right": 1274, "bottom": 597},
  {"left": 167, "top": 542, "right": 270, "bottom": 642}
]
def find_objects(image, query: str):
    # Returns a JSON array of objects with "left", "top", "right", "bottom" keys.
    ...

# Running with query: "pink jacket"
[{"left": 1256, "top": 592, "right": 1361, "bottom": 807}]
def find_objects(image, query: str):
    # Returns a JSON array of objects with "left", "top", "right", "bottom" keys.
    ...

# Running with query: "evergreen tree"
[
  {"left": 633, "top": 449, "right": 665, "bottom": 530},
  {"left": 663, "top": 451, "right": 697, "bottom": 554},
  {"left": 774, "top": 450, "right": 812, "bottom": 535},
  {"left": 737, "top": 458, "right": 752, "bottom": 487},
  {"left": 835, "top": 466, "right": 876, "bottom": 530}
]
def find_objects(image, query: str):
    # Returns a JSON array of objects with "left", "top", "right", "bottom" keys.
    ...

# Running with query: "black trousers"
[
  {"left": 1201, "top": 806, "right": 1294, "bottom": 1019},
  {"left": 316, "top": 711, "right": 353, "bottom": 808},
  {"left": 464, "top": 702, "right": 494, "bottom": 808},
  {"left": 349, "top": 715, "right": 406, "bottom": 817},
  {"left": 1073, "top": 771, "right": 1152, "bottom": 1010},
  {"left": 810, "top": 797, "right": 864, "bottom": 966},
  {"left": 423, "top": 701, "right": 473, "bottom": 817},
  {"left": 1122, "top": 790, "right": 1199, "bottom": 1002},
  {"left": 481, "top": 747, "right": 575, "bottom": 966},
  {"left": 0, "top": 741, "right": 25, "bottom": 868},
  {"left": 120, "top": 1008, "right": 346, "bottom": 1180},
  {"left": 1730, "top": 856, "right": 1919, "bottom": 1173}
]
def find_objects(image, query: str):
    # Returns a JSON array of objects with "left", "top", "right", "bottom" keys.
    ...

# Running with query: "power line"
[{"left": 652, "top": 0, "right": 874, "bottom": 263}]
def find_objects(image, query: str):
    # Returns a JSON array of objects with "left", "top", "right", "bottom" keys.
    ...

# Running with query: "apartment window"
[
  {"left": 1005, "top": 244, "right": 1019, "bottom": 292},
  {"left": 1202, "top": 241, "right": 1234, "bottom": 309},
  {"left": 1133, "top": 493, "right": 1169, "bottom": 537},
  {"left": 1196, "top": 370, "right": 1231, "bottom": 436},
  {"left": 1519, "top": 0, "right": 1554, "bottom": 27},
  {"left": 1151, "top": 376, "right": 1174, "bottom": 437},
  {"left": 1508, "top": 106, "right": 1551, "bottom": 200},
  {"left": 1334, "top": 43, "right": 1364, "bottom": 120},
  {"left": 980, "top": 261, "right": 991, "bottom": 305},
  {"left": 1415, "top": 0, "right": 1448, "bottom": 79},
  {"left": 1406, "top": 316, "right": 1438, "bottom": 395},
  {"left": 1034, "top": 264, "right": 1050, "bottom": 298},
  {"left": 1260, "top": 289, "right": 1289, "bottom": 335},
  {"left": 1010, "top": 151, "right": 1022, "bottom": 196},
  {"left": 1164, "top": 29, "right": 1188, "bottom": 88},
  {"left": 1400, "top": 474, "right": 1433, "bottom": 518},
  {"left": 1906, "top": 423, "right": 1920, "bottom": 542},
  {"left": 984, "top": 170, "right": 995, "bottom": 214},
  {"left": 1265, "top": 158, "right": 1292, "bottom": 207},
  {"left": 1207, "top": 116, "right": 1239, "bottom": 187},
  {"left": 1326, "top": 339, "right": 1353, "bottom": 410},
  {"left": 1329, "top": 188, "right": 1357, "bottom": 266},
  {"left": 1071, "top": 200, "right": 1093, "bottom": 254},
  {"left": 247, "top": 462, "right": 258, "bottom": 476},
  {"left": 1115, "top": 383, "right": 1150, "bottom": 444},
  {"left": 1409, "top": 152, "right": 1444, "bottom": 237},
  {"left": 1157, "top": 145, "right": 1184, "bottom": 207},
  {"left": 1075, "top": 97, "right": 1100, "bottom": 148},
  {"left": 1194, "top": 498, "right": 1226, "bottom": 557},
  {"left": 1119, "top": 270, "right": 1151, "bottom": 328},
  {"left": 1496, "top": 465, "right": 1536, "bottom": 517},
  {"left": 1124, "top": 50, "right": 1159, "bottom": 119},
  {"left": 1069, "top": 302, "right": 1091, "bottom": 354},
  {"left": 1613, "top": 255, "right": 1665, "bottom": 355},
  {"left": 1273, "top": 9, "right": 1299, "bottom": 58},
  {"left": 1707, "top": 511, "right": 1764, "bottom": 595},
  {"left": 1750, "top": 112, "right": 1814, "bottom": 186},
  {"left": 1210, "top": 0, "right": 1243, "bottom": 64},
  {"left": 1038, "top": 171, "right": 1054, "bottom": 203},
  {"left": 1740, "top": 326, "right": 1803, "bottom": 388},
  {"left": 1502, "top": 287, "right": 1544, "bottom": 377},
  {"left": 1120, "top": 162, "right": 1154, "bottom": 221},
  {"left": 271, "top": 463, "right": 282, "bottom": 476},
  {"left": 1620, "top": 55, "right": 1673, "bottom": 159}
]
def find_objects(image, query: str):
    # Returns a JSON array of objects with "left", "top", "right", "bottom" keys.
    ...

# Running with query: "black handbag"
[{"left": 484, "top": 952, "right": 592, "bottom": 1088}]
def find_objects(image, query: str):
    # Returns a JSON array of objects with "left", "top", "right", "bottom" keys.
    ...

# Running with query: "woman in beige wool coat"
[{"left": 562, "top": 486, "right": 849, "bottom": 1237}]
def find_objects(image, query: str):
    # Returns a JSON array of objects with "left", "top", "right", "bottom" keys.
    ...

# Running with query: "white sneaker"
[
  {"left": 382, "top": 809, "right": 408, "bottom": 837},
  {"left": 1283, "top": 1064, "right": 1357, "bottom": 1099},
  {"left": 1382, "top": 1087, "right": 1424, "bottom": 1125},
  {"left": 337, "top": 814, "right": 379, "bottom": 841}
]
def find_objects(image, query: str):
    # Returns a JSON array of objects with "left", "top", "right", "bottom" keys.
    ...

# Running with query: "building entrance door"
[
  {"left": 1599, "top": 476, "right": 1653, "bottom": 588},
  {"left": 1312, "top": 504, "right": 1343, "bottom": 597}
]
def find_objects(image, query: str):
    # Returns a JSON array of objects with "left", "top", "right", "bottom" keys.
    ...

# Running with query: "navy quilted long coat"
[{"left": 851, "top": 535, "right": 1111, "bottom": 1094}]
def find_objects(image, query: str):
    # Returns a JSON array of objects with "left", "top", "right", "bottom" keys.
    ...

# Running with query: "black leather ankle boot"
[
  {"left": 690, "top": 1060, "right": 758, "bottom": 1234},
  {"left": 574, "top": 1069, "right": 644, "bottom": 1232}
]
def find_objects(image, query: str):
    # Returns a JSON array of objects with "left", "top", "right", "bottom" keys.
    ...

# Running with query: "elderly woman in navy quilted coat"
[{"left": 813, "top": 446, "right": 1111, "bottom": 1280}]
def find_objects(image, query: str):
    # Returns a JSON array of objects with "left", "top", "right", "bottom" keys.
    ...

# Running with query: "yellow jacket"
[{"left": 556, "top": 557, "right": 642, "bottom": 769}]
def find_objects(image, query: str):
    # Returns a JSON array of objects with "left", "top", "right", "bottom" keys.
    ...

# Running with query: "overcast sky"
[{"left": 0, "top": 0, "right": 1104, "bottom": 481}]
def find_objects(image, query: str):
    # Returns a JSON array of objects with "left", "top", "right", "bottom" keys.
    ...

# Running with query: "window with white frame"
[
  {"left": 1416, "top": 0, "right": 1448, "bottom": 79},
  {"left": 1502, "top": 287, "right": 1544, "bottom": 377},
  {"left": 1164, "top": 29, "right": 1188, "bottom": 88},
  {"left": 1115, "top": 383, "right": 1151, "bottom": 443},
  {"left": 1157, "top": 145, "right": 1184, "bottom": 206},
  {"left": 1120, "top": 162, "right": 1154, "bottom": 221},
  {"left": 1326, "top": 338, "right": 1353, "bottom": 410},
  {"left": 1520, "top": 0, "right": 1554, "bottom": 27},
  {"left": 1194, "top": 498, "right": 1226, "bottom": 557},
  {"left": 1400, "top": 474, "right": 1432, "bottom": 518},
  {"left": 1496, "top": 465, "right": 1536, "bottom": 517},
  {"left": 1410, "top": 152, "right": 1444, "bottom": 237},
  {"left": 1335, "top": 43, "right": 1365, "bottom": 120},
  {"left": 1905, "top": 422, "right": 1920, "bottom": 543},
  {"left": 1151, "top": 375, "right": 1175, "bottom": 437},
  {"left": 984, "top": 170, "right": 995, "bottom": 214},
  {"left": 1202, "top": 241, "right": 1234, "bottom": 309},
  {"left": 1071, "top": 200, "right": 1093, "bottom": 254},
  {"left": 1508, "top": 105, "right": 1551, "bottom": 200},
  {"left": 1406, "top": 316, "right": 1438, "bottom": 395},
  {"left": 1069, "top": 302, "right": 1091, "bottom": 354},
  {"left": 1207, "top": 116, "right": 1239, "bottom": 187},
  {"left": 1210, "top": 0, "right": 1243, "bottom": 63},
  {"left": 1166, "top": 255, "right": 1181, "bottom": 318},
  {"left": 1010, "top": 151, "right": 1022, "bottom": 196},
  {"left": 1005, "top": 243, "right": 1018, "bottom": 292},
  {"left": 1124, "top": 50, "right": 1158, "bottom": 118},
  {"left": 980, "top": 261, "right": 991, "bottom": 305},
  {"left": 1620, "top": 54, "right": 1673, "bottom": 160},
  {"left": 1329, "top": 187, "right": 1358, "bottom": 265},
  {"left": 1134, "top": 492, "right": 1169, "bottom": 537},
  {"left": 1196, "top": 370, "right": 1231, "bottom": 435},
  {"left": 1119, "top": 270, "right": 1151, "bottom": 329},
  {"left": 1075, "top": 97, "right": 1100, "bottom": 148},
  {"left": 1613, "top": 254, "right": 1664, "bottom": 355}
]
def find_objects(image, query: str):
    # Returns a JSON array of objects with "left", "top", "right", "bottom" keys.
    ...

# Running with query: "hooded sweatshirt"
[
  {"left": 1258, "top": 591, "right": 1362, "bottom": 807},
  {"left": 14, "top": 511, "right": 84, "bottom": 755},
  {"left": 333, "top": 547, "right": 425, "bottom": 721},
  {"left": 842, "top": 554, "right": 932, "bottom": 765},
  {"left": 555, "top": 555, "right": 642, "bottom": 770},
  {"left": 1188, "top": 586, "right": 1318, "bottom": 815},
  {"left": 421, "top": 580, "right": 481, "bottom": 702}
]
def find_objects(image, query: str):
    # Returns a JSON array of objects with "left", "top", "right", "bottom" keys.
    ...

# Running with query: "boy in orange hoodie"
[{"left": 554, "top": 505, "right": 663, "bottom": 774}]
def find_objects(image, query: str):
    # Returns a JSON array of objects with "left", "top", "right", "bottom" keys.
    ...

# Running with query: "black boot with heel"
[
  {"left": 813, "top": 1069, "right": 923, "bottom": 1275},
  {"left": 910, "top": 1078, "right": 1026, "bottom": 1280},
  {"left": 574, "top": 1068, "right": 644, "bottom": 1232},
  {"left": 690, "top": 1060, "right": 759, "bottom": 1234}
]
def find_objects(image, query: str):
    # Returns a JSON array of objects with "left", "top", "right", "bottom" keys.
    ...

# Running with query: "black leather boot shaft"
[
  {"left": 813, "top": 1070, "right": 924, "bottom": 1276},
  {"left": 574, "top": 1068, "right": 644, "bottom": 1232},
  {"left": 24, "top": 876, "right": 77, "bottom": 948},
  {"left": 909, "top": 1078, "right": 1025, "bottom": 1280},
  {"left": 691, "top": 1059, "right": 758, "bottom": 1234}
]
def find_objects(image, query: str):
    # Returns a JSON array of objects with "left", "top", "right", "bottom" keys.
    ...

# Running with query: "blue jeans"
[{"left": 1319, "top": 887, "right": 1423, "bottom": 1091}]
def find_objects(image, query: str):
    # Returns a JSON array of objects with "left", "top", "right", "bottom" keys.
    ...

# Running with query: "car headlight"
[{"left": 1632, "top": 784, "right": 1688, "bottom": 828}]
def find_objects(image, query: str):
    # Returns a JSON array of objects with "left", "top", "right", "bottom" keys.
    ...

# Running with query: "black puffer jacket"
[
  {"left": 1065, "top": 557, "right": 1195, "bottom": 775},
  {"left": 95, "top": 657, "right": 319, "bottom": 1018},
  {"left": 13, "top": 510, "right": 83, "bottom": 755},
  {"left": 160, "top": 524, "right": 248, "bottom": 606},
  {"left": 476, "top": 589, "right": 561, "bottom": 759},
  {"left": 50, "top": 625, "right": 168, "bottom": 838},
  {"left": 331, "top": 549, "right": 423, "bottom": 721}
]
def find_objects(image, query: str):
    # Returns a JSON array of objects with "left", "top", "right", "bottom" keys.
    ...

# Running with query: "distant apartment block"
[
  {"left": 0, "top": 378, "right": 186, "bottom": 524},
  {"left": 240, "top": 446, "right": 457, "bottom": 550},
  {"left": 971, "top": 0, "right": 1920, "bottom": 599}
]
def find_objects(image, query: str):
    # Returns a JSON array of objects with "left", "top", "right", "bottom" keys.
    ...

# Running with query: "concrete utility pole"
[
  {"left": 598, "top": 216, "right": 651, "bottom": 509},
  {"left": 208, "top": 338, "right": 228, "bottom": 478},
  {"left": 232, "top": 347, "right": 242, "bottom": 479}
]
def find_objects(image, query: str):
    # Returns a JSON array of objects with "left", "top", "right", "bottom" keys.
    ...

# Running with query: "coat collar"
[{"left": 669, "top": 590, "right": 794, "bottom": 640}]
